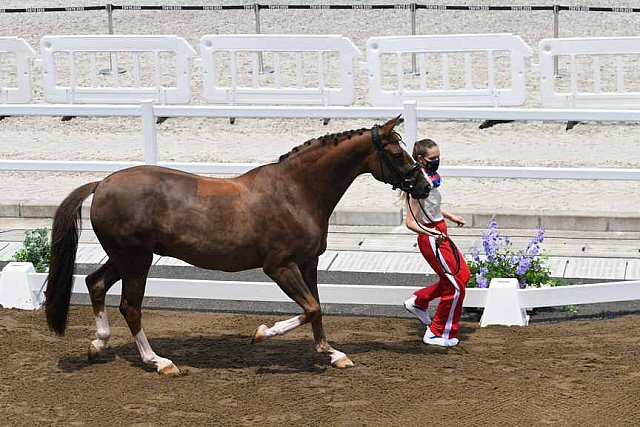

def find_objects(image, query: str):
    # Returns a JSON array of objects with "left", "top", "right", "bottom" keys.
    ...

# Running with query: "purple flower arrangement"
[{"left": 466, "top": 216, "right": 553, "bottom": 289}]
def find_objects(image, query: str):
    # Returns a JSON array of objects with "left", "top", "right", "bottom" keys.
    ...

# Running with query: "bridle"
[{"left": 370, "top": 125, "right": 422, "bottom": 193}]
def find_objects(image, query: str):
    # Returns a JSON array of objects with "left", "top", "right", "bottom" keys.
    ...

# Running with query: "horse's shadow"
[{"left": 58, "top": 324, "right": 471, "bottom": 374}]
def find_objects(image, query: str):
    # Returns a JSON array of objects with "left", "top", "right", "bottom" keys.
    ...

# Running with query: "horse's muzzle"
[
  {"left": 409, "top": 180, "right": 431, "bottom": 199},
  {"left": 396, "top": 162, "right": 430, "bottom": 199}
]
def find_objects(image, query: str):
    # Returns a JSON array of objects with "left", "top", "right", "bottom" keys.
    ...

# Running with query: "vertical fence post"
[
  {"left": 553, "top": 4, "right": 560, "bottom": 77},
  {"left": 410, "top": 3, "right": 418, "bottom": 75},
  {"left": 403, "top": 100, "right": 418, "bottom": 155},
  {"left": 141, "top": 100, "right": 158, "bottom": 165},
  {"left": 99, "top": 4, "right": 117, "bottom": 75},
  {"left": 106, "top": 3, "right": 114, "bottom": 35},
  {"left": 254, "top": 3, "right": 265, "bottom": 74}
]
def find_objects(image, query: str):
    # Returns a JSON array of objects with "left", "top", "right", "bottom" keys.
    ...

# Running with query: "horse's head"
[{"left": 367, "top": 116, "right": 431, "bottom": 199}]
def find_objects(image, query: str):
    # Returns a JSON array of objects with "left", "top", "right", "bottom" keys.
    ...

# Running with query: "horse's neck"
[{"left": 278, "top": 136, "right": 371, "bottom": 220}]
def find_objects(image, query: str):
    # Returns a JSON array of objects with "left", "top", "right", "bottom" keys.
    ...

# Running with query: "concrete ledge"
[
  {"left": 467, "top": 209, "right": 640, "bottom": 232},
  {"left": 609, "top": 216, "right": 640, "bottom": 232},
  {"left": 19, "top": 202, "right": 58, "bottom": 218},
  {"left": 12, "top": 201, "right": 91, "bottom": 219},
  {"left": 330, "top": 208, "right": 403, "bottom": 226},
  {"left": 541, "top": 215, "right": 609, "bottom": 232},
  {"left": 473, "top": 212, "right": 540, "bottom": 230},
  {"left": 1, "top": 200, "right": 639, "bottom": 231},
  {"left": 0, "top": 200, "right": 21, "bottom": 217}
]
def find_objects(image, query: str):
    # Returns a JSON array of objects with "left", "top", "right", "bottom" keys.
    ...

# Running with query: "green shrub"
[{"left": 13, "top": 228, "right": 51, "bottom": 273}]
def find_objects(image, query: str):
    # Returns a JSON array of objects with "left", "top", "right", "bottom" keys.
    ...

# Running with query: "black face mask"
[{"left": 425, "top": 159, "right": 440, "bottom": 174}]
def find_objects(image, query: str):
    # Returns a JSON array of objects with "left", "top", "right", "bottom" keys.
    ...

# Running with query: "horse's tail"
[{"left": 45, "top": 181, "right": 100, "bottom": 335}]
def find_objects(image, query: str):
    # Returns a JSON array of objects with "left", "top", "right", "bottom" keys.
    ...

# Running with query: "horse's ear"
[{"left": 380, "top": 115, "right": 403, "bottom": 133}]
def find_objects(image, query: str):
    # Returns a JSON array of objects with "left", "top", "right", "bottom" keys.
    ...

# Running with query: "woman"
[{"left": 403, "top": 138, "right": 470, "bottom": 347}]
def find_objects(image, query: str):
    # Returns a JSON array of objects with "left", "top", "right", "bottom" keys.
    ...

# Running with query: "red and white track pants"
[{"left": 414, "top": 220, "right": 470, "bottom": 340}]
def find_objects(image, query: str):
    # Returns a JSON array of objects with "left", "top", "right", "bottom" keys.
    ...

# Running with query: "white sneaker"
[
  {"left": 422, "top": 327, "right": 459, "bottom": 347},
  {"left": 404, "top": 296, "right": 431, "bottom": 325}
]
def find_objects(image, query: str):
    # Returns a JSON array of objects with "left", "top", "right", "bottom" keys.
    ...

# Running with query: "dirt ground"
[{"left": 1, "top": 306, "right": 640, "bottom": 426}]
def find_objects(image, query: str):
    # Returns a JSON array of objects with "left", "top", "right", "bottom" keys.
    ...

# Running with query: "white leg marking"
[
  {"left": 264, "top": 315, "right": 304, "bottom": 339},
  {"left": 134, "top": 329, "right": 174, "bottom": 372},
  {"left": 315, "top": 343, "right": 348, "bottom": 365},
  {"left": 329, "top": 349, "right": 347, "bottom": 364},
  {"left": 91, "top": 310, "right": 110, "bottom": 353}
]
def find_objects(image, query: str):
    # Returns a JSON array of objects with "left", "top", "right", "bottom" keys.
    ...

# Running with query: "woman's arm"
[
  {"left": 442, "top": 209, "right": 466, "bottom": 227},
  {"left": 405, "top": 198, "right": 446, "bottom": 242}
]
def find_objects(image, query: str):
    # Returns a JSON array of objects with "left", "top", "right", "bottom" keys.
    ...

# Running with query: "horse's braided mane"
[{"left": 278, "top": 127, "right": 368, "bottom": 162}]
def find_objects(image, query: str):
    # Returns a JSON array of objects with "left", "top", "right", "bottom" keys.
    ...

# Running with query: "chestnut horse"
[{"left": 45, "top": 116, "right": 430, "bottom": 374}]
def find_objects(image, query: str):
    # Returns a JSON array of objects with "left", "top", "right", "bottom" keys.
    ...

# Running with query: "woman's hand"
[
  {"left": 449, "top": 214, "right": 466, "bottom": 227},
  {"left": 434, "top": 233, "right": 446, "bottom": 244}
]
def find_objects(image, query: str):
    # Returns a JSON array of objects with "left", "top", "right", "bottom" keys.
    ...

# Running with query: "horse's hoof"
[
  {"left": 251, "top": 324, "right": 269, "bottom": 344},
  {"left": 159, "top": 363, "right": 181, "bottom": 376},
  {"left": 332, "top": 356, "right": 355, "bottom": 369},
  {"left": 87, "top": 343, "right": 100, "bottom": 362}
]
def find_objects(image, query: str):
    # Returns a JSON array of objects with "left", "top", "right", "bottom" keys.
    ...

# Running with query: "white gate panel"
[
  {"left": 539, "top": 37, "right": 640, "bottom": 108},
  {"left": 0, "top": 37, "right": 36, "bottom": 103},
  {"left": 367, "top": 34, "right": 532, "bottom": 107},
  {"left": 200, "top": 34, "right": 361, "bottom": 105},
  {"left": 40, "top": 35, "right": 197, "bottom": 104}
]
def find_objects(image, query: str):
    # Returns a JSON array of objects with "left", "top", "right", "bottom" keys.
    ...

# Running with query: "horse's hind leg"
[
  {"left": 302, "top": 259, "right": 354, "bottom": 369},
  {"left": 86, "top": 260, "right": 121, "bottom": 361},
  {"left": 115, "top": 252, "right": 180, "bottom": 375}
]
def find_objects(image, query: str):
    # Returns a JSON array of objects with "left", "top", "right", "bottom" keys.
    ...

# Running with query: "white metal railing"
[
  {"left": 199, "top": 34, "right": 361, "bottom": 105},
  {"left": 0, "top": 101, "right": 639, "bottom": 181},
  {"left": 39, "top": 35, "right": 197, "bottom": 104},
  {"left": 0, "top": 37, "right": 36, "bottom": 103},
  {"left": 366, "top": 34, "right": 532, "bottom": 107}
]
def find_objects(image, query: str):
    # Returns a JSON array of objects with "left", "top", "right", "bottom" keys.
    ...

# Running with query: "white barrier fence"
[
  {"left": 539, "top": 37, "right": 640, "bottom": 108},
  {"left": 1, "top": 262, "right": 639, "bottom": 327},
  {"left": 366, "top": 33, "right": 533, "bottom": 107},
  {"left": 0, "top": 37, "right": 36, "bottom": 103},
  {"left": 39, "top": 35, "right": 197, "bottom": 104},
  {"left": 3, "top": 34, "right": 640, "bottom": 108},
  {"left": 200, "top": 34, "right": 361, "bottom": 105}
]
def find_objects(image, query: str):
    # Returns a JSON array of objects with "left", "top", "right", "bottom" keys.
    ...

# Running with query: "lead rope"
[{"left": 407, "top": 196, "right": 462, "bottom": 277}]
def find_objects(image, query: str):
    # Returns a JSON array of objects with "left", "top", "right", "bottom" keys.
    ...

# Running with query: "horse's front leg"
[
  {"left": 252, "top": 262, "right": 319, "bottom": 344},
  {"left": 302, "top": 259, "right": 354, "bottom": 369},
  {"left": 253, "top": 260, "right": 353, "bottom": 368}
]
